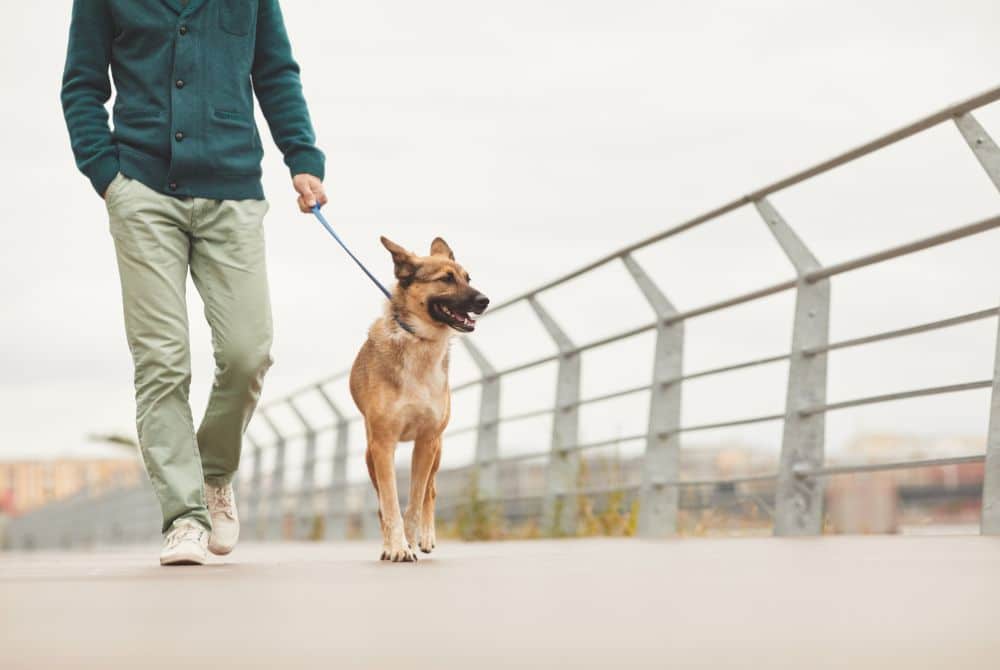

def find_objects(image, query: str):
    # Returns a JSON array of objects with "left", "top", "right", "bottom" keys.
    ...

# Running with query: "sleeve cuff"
[
  {"left": 85, "top": 154, "right": 121, "bottom": 197},
  {"left": 287, "top": 148, "right": 325, "bottom": 182}
]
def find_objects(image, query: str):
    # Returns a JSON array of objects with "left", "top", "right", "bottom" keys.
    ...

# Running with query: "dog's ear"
[
  {"left": 380, "top": 236, "right": 419, "bottom": 284},
  {"left": 430, "top": 237, "right": 455, "bottom": 260}
]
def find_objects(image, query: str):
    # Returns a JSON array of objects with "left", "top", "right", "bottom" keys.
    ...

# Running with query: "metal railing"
[{"left": 5, "top": 85, "right": 1000, "bottom": 549}]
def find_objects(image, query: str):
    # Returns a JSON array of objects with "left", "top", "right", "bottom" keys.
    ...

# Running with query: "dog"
[{"left": 350, "top": 236, "right": 489, "bottom": 562}]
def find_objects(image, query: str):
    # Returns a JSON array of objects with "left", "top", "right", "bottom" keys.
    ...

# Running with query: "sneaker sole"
[
  {"left": 160, "top": 553, "right": 208, "bottom": 566},
  {"left": 208, "top": 542, "right": 234, "bottom": 556}
]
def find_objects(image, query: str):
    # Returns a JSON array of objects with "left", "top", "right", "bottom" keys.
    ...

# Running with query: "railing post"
[
  {"left": 462, "top": 339, "right": 501, "bottom": 502},
  {"left": 528, "top": 296, "right": 581, "bottom": 536},
  {"left": 755, "top": 198, "right": 830, "bottom": 536},
  {"left": 945, "top": 114, "right": 1000, "bottom": 531},
  {"left": 260, "top": 411, "right": 286, "bottom": 541},
  {"left": 316, "top": 385, "right": 351, "bottom": 540},
  {"left": 982, "top": 310, "right": 1000, "bottom": 534},
  {"left": 246, "top": 434, "right": 263, "bottom": 539},
  {"left": 622, "top": 254, "right": 684, "bottom": 537},
  {"left": 287, "top": 398, "right": 317, "bottom": 540},
  {"left": 954, "top": 112, "right": 1000, "bottom": 193}
]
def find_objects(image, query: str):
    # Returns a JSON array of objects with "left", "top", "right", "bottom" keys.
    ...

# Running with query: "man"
[{"left": 61, "top": 0, "right": 326, "bottom": 565}]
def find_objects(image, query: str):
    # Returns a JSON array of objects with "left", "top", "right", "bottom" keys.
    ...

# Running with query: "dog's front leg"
[
  {"left": 370, "top": 439, "right": 415, "bottom": 562},
  {"left": 407, "top": 435, "right": 441, "bottom": 553}
]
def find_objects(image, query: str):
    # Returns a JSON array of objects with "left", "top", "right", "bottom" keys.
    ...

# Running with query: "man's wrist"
[{"left": 287, "top": 150, "right": 325, "bottom": 182}]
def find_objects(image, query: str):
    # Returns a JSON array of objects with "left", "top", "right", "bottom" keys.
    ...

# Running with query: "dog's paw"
[
  {"left": 383, "top": 545, "right": 417, "bottom": 563},
  {"left": 382, "top": 533, "right": 417, "bottom": 563}
]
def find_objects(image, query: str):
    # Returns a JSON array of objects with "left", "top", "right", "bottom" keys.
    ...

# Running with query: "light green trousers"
[{"left": 105, "top": 173, "right": 273, "bottom": 533}]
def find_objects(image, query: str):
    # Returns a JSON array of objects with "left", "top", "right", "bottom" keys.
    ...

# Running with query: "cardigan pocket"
[
  {"left": 208, "top": 108, "right": 262, "bottom": 175},
  {"left": 219, "top": 0, "right": 252, "bottom": 36},
  {"left": 212, "top": 109, "right": 251, "bottom": 124},
  {"left": 112, "top": 108, "right": 167, "bottom": 158}
]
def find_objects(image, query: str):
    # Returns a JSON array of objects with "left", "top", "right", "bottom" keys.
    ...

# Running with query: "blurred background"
[{"left": 3, "top": 0, "right": 1000, "bottom": 540}]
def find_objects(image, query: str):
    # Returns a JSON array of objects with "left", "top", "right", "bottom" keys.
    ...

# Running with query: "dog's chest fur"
[
  {"left": 391, "top": 338, "right": 449, "bottom": 436},
  {"left": 350, "top": 315, "right": 453, "bottom": 442}
]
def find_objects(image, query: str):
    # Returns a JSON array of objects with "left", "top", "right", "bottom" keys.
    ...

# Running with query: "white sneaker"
[
  {"left": 206, "top": 482, "right": 240, "bottom": 555},
  {"left": 160, "top": 518, "right": 209, "bottom": 566}
]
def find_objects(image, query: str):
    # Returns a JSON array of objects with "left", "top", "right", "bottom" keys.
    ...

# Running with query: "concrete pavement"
[{"left": 2, "top": 536, "right": 999, "bottom": 669}]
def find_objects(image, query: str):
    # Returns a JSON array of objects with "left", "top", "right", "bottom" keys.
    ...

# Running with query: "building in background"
[
  {"left": 0, "top": 457, "right": 144, "bottom": 516},
  {"left": 825, "top": 433, "right": 984, "bottom": 533}
]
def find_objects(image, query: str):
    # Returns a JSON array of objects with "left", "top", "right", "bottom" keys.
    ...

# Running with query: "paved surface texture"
[{"left": 2, "top": 536, "right": 999, "bottom": 669}]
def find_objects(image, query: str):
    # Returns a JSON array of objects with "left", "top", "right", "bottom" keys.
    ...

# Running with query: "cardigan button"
[
  {"left": 175, "top": 131, "right": 185, "bottom": 142},
  {"left": 168, "top": 182, "right": 178, "bottom": 191},
  {"left": 175, "top": 79, "right": 185, "bottom": 89},
  {"left": 179, "top": 25, "right": 188, "bottom": 35}
]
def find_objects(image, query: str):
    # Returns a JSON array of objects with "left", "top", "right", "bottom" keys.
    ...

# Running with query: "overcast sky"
[{"left": 2, "top": 1, "right": 1000, "bottom": 471}]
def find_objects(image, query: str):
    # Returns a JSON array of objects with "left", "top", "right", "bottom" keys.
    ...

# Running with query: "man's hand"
[{"left": 293, "top": 173, "right": 327, "bottom": 213}]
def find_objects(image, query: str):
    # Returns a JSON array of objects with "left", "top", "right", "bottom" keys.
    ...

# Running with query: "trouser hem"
[
  {"left": 204, "top": 473, "right": 235, "bottom": 487},
  {"left": 164, "top": 510, "right": 212, "bottom": 535}
]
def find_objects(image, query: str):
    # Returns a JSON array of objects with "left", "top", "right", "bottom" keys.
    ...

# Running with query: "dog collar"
[{"left": 393, "top": 313, "right": 417, "bottom": 335}]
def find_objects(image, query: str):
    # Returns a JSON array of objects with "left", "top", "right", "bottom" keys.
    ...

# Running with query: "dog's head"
[{"left": 381, "top": 236, "right": 489, "bottom": 333}]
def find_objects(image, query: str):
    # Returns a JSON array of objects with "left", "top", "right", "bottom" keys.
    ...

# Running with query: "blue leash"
[{"left": 311, "top": 204, "right": 391, "bottom": 300}]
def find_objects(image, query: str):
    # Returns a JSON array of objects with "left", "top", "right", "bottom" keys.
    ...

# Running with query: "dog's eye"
[{"left": 439, "top": 273, "right": 456, "bottom": 284}]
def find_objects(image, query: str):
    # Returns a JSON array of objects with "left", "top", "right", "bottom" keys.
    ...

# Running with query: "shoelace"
[
  {"left": 164, "top": 523, "right": 205, "bottom": 549},
  {"left": 207, "top": 485, "right": 235, "bottom": 518}
]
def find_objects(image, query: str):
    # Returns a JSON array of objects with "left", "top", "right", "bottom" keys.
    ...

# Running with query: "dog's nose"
[{"left": 472, "top": 294, "right": 490, "bottom": 313}]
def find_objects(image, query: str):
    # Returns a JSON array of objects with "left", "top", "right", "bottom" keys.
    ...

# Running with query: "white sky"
[{"left": 2, "top": 1, "right": 1000, "bottom": 471}]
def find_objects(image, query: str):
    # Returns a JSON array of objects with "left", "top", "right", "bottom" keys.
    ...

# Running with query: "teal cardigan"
[{"left": 61, "top": 0, "right": 325, "bottom": 200}]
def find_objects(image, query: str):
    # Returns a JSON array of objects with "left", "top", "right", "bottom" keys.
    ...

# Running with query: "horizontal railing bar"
[
  {"left": 483, "top": 450, "right": 551, "bottom": 465},
  {"left": 576, "top": 383, "right": 653, "bottom": 407},
  {"left": 558, "top": 433, "right": 648, "bottom": 454},
  {"left": 449, "top": 412, "right": 788, "bottom": 454},
  {"left": 795, "top": 454, "right": 984, "bottom": 477},
  {"left": 800, "top": 380, "right": 992, "bottom": 415},
  {"left": 665, "top": 279, "right": 799, "bottom": 324},
  {"left": 489, "top": 406, "right": 555, "bottom": 424},
  {"left": 474, "top": 434, "right": 649, "bottom": 467},
  {"left": 492, "top": 353, "right": 562, "bottom": 379},
  {"left": 456, "top": 324, "right": 662, "bottom": 389},
  {"left": 674, "top": 413, "right": 786, "bottom": 434},
  {"left": 658, "top": 473, "right": 779, "bottom": 487},
  {"left": 804, "top": 307, "right": 1000, "bottom": 356},
  {"left": 484, "top": 84, "right": 1000, "bottom": 317},
  {"left": 805, "top": 214, "right": 1000, "bottom": 282},
  {"left": 678, "top": 353, "right": 791, "bottom": 382},
  {"left": 446, "top": 384, "right": 656, "bottom": 437},
  {"left": 572, "top": 483, "right": 642, "bottom": 497},
  {"left": 444, "top": 407, "right": 556, "bottom": 437}
]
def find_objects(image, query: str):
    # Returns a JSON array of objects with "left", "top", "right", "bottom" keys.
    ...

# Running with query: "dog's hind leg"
[
  {"left": 370, "top": 438, "right": 415, "bottom": 562},
  {"left": 419, "top": 443, "right": 442, "bottom": 554},
  {"left": 406, "top": 434, "right": 440, "bottom": 553}
]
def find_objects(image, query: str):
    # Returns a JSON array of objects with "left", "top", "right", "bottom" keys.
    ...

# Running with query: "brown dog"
[{"left": 349, "top": 236, "right": 489, "bottom": 562}]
